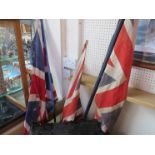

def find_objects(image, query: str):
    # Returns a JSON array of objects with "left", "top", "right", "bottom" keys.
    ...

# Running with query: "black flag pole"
[{"left": 84, "top": 19, "right": 125, "bottom": 120}]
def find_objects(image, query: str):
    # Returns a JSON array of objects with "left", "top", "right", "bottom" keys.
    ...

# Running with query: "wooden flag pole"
[{"left": 84, "top": 19, "right": 125, "bottom": 120}]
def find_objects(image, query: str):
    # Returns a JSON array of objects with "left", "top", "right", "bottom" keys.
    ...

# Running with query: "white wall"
[
  {"left": 66, "top": 19, "right": 80, "bottom": 59},
  {"left": 113, "top": 101, "right": 155, "bottom": 135},
  {"left": 43, "top": 19, "right": 63, "bottom": 100},
  {"left": 62, "top": 19, "right": 81, "bottom": 97}
]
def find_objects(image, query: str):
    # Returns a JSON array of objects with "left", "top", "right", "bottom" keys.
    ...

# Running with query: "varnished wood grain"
[{"left": 13, "top": 20, "right": 29, "bottom": 104}]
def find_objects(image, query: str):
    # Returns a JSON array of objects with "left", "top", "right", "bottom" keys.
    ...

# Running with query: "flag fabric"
[
  {"left": 95, "top": 20, "right": 138, "bottom": 133},
  {"left": 62, "top": 41, "right": 88, "bottom": 121},
  {"left": 24, "top": 20, "right": 57, "bottom": 134}
]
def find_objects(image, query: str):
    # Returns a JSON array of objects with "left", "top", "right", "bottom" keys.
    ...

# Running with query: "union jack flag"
[
  {"left": 24, "top": 20, "right": 57, "bottom": 134},
  {"left": 62, "top": 41, "right": 88, "bottom": 121},
  {"left": 95, "top": 20, "right": 138, "bottom": 133}
]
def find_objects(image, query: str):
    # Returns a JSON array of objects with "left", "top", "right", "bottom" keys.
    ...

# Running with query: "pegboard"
[
  {"left": 82, "top": 19, "right": 118, "bottom": 76},
  {"left": 129, "top": 66, "right": 155, "bottom": 94},
  {"left": 81, "top": 19, "right": 155, "bottom": 94}
]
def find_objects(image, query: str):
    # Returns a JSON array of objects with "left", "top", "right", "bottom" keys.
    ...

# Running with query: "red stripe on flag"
[
  {"left": 95, "top": 79, "right": 128, "bottom": 108},
  {"left": 40, "top": 111, "right": 47, "bottom": 123},
  {"left": 114, "top": 25, "right": 134, "bottom": 78},
  {"left": 30, "top": 74, "right": 46, "bottom": 101},
  {"left": 63, "top": 94, "right": 80, "bottom": 118},
  {"left": 67, "top": 62, "right": 84, "bottom": 99},
  {"left": 24, "top": 128, "right": 29, "bottom": 135}
]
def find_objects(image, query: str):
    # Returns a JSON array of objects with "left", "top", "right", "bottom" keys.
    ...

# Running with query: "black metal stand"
[{"left": 84, "top": 19, "right": 125, "bottom": 120}]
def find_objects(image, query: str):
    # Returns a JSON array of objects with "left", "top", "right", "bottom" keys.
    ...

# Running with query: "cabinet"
[{"left": 0, "top": 20, "right": 30, "bottom": 134}]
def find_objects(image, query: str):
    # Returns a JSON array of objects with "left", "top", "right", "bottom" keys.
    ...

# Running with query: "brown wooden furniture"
[
  {"left": 0, "top": 20, "right": 29, "bottom": 134},
  {"left": 0, "top": 20, "right": 29, "bottom": 104}
]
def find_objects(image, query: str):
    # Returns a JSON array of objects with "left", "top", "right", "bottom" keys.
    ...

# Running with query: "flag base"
[{"left": 30, "top": 119, "right": 105, "bottom": 135}]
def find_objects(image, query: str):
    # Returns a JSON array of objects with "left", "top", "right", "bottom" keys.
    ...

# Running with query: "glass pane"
[
  {"left": 0, "top": 20, "right": 33, "bottom": 129},
  {"left": 0, "top": 26, "right": 22, "bottom": 97},
  {"left": 9, "top": 21, "right": 33, "bottom": 107},
  {"left": 0, "top": 23, "right": 24, "bottom": 128}
]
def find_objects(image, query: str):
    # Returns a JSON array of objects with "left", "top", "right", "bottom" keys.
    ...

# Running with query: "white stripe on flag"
[
  {"left": 125, "top": 20, "right": 139, "bottom": 45},
  {"left": 67, "top": 53, "right": 85, "bottom": 94},
  {"left": 96, "top": 101, "right": 124, "bottom": 114},
  {"left": 24, "top": 120, "right": 30, "bottom": 133},
  {"left": 40, "top": 100, "right": 46, "bottom": 119},
  {"left": 101, "top": 124, "right": 108, "bottom": 133},
  {"left": 64, "top": 89, "right": 80, "bottom": 106},
  {"left": 124, "top": 19, "right": 134, "bottom": 44},
  {"left": 63, "top": 107, "right": 83, "bottom": 121},
  {"left": 31, "top": 67, "right": 45, "bottom": 80},
  {"left": 28, "top": 94, "right": 40, "bottom": 102},
  {"left": 96, "top": 51, "right": 126, "bottom": 94}
]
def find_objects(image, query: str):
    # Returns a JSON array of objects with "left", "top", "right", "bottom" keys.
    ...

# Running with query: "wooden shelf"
[
  {"left": 81, "top": 73, "right": 96, "bottom": 89},
  {"left": 127, "top": 88, "right": 155, "bottom": 108},
  {"left": 81, "top": 73, "right": 155, "bottom": 109},
  {"left": 6, "top": 95, "right": 26, "bottom": 111},
  {"left": 0, "top": 116, "right": 24, "bottom": 135},
  {"left": 0, "top": 95, "right": 25, "bottom": 135}
]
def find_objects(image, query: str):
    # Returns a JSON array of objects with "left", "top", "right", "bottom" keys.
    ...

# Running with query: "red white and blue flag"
[
  {"left": 95, "top": 20, "right": 138, "bottom": 133},
  {"left": 24, "top": 20, "right": 57, "bottom": 134},
  {"left": 62, "top": 41, "right": 88, "bottom": 121}
]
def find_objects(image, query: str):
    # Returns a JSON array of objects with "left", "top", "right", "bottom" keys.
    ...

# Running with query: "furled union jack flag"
[
  {"left": 24, "top": 20, "right": 57, "bottom": 134},
  {"left": 62, "top": 41, "right": 88, "bottom": 121},
  {"left": 95, "top": 20, "right": 138, "bottom": 133}
]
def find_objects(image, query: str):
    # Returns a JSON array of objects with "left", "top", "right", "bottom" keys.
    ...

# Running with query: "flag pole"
[{"left": 84, "top": 19, "right": 125, "bottom": 120}]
